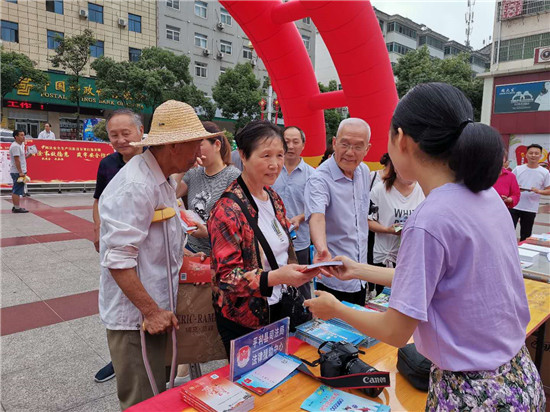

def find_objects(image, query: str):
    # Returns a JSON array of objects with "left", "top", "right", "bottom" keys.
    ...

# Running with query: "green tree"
[
  {"left": 91, "top": 47, "right": 214, "bottom": 123},
  {"left": 318, "top": 81, "right": 343, "bottom": 141},
  {"left": 1, "top": 48, "right": 48, "bottom": 99},
  {"left": 212, "top": 63, "right": 261, "bottom": 130},
  {"left": 92, "top": 119, "right": 108, "bottom": 142},
  {"left": 50, "top": 29, "right": 97, "bottom": 136},
  {"left": 393, "top": 45, "right": 484, "bottom": 120}
]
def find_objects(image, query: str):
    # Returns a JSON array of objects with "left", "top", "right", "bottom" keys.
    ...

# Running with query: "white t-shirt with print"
[
  {"left": 252, "top": 194, "right": 289, "bottom": 305},
  {"left": 9, "top": 141, "right": 26, "bottom": 174},
  {"left": 513, "top": 165, "right": 550, "bottom": 213},
  {"left": 369, "top": 182, "right": 425, "bottom": 264}
]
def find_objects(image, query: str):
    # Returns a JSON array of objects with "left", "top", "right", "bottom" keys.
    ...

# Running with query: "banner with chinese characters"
[
  {"left": 3, "top": 71, "right": 151, "bottom": 113},
  {"left": 494, "top": 80, "right": 550, "bottom": 113},
  {"left": 501, "top": 0, "right": 523, "bottom": 19},
  {"left": 0, "top": 139, "right": 114, "bottom": 187}
]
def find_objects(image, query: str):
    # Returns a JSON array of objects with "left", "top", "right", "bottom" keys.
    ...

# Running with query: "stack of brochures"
[
  {"left": 365, "top": 287, "right": 391, "bottom": 312},
  {"left": 301, "top": 385, "right": 390, "bottom": 412},
  {"left": 180, "top": 372, "right": 254, "bottom": 412},
  {"left": 327, "top": 301, "right": 379, "bottom": 347},
  {"left": 295, "top": 319, "right": 367, "bottom": 348}
]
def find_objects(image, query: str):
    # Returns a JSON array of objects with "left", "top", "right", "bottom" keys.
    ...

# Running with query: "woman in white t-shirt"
[{"left": 369, "top": 156, "right": 425, "bottom": 268}]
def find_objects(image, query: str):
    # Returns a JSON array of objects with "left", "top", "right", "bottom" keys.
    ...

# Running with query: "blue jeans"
[{"left": 10, "top": 173, "right": 24, "bottom": 196}]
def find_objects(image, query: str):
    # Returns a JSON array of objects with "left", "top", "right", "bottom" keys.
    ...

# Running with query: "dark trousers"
[
  {"left": 296, "top": 246, "right": 313, "bottom": 300},
  {"left": 510, "top": 209, "right": 537, "bottom": 241},
  {"left": 316, "top": 282, "right": 367, "bottom": 306},
  {"left": 215, "top": 312, "right": 254, "bottom": 359}
]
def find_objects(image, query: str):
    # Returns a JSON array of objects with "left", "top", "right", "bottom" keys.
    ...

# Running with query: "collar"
[
  {"left": 142, "top": 149, "right": 169, "bottom": 187},
  {"left": 327, "top": 155, "right": 353, "bottom": 181},
  {"left": 283, "top": 158, "right": 306, "bottom": 174}
]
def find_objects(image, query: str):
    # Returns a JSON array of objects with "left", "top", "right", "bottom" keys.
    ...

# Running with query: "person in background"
[
  {"left": 367, "top": 153, "right": 390, "bottom": 267},
  {"left": 37, "top": 122, "right": 55, "bottom": 140},
  {"left": 305, "top": 82, "right": 545, "bottom": 411},
  {"left": 175, "top": 122, "right": 240, "bottom": 255},
  {"left": 209, "top": 121, "right": 319, "bottom": 356},
  {"left": 318, "top": 144, "right": 334, "bottom": 166},
  {"left": 493, "top": 154, "right": 520, "bottom": 210},
  {"left": 305, "top": 118, "right": 372, "bottom": 305},
  {"left": 9, "top": 130, "right": 33, "bottom": 213},
  {"left": 230, "top": 149, "right": 243, "bottom": 171},
  {"left": 511, "top": 143, "right": 550, "bottom": 241},
  {"left": 272, "top": 126, "right": 315, "bottom": 298},
  {"left": 368, "top": 154, "right": 424, "bottom": 274}
]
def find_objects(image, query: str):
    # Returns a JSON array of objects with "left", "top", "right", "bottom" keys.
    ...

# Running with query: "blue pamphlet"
[{"left": 301, "top": 385, "right": 391, "bottom": 412}]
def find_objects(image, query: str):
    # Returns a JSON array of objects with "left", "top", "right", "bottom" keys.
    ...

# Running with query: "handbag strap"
[{"left": 220, "top": 191, "right": 279, "bottom": 271}]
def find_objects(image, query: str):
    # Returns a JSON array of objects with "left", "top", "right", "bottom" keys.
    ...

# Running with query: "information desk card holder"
[{"left": 229, "top": 317, "right": 290, "bottom": 381}]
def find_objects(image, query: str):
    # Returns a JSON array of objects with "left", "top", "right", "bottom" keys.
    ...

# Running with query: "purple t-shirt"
[{"left": 389, "top": 183, "right": 530, "bottom": 372}]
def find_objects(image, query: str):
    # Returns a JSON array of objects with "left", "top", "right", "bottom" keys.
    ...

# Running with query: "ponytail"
[{"left": 392, "top": 82, "right": 504, "bottom": 193}]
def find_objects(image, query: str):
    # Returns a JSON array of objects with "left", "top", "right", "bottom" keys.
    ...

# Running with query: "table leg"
[
  {"left": 189, "top": 363, "right": 202, "bottom": 380},
  {"left": 534, "top": 322, "right": 546, "bottom": 372}
]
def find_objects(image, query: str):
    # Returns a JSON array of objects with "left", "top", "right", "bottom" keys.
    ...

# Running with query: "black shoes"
[{"left": 12, "top": 207, "right": 29, "bottom": 213}]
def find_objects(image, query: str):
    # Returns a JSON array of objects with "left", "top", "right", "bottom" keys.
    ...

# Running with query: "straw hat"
[{"left": 131, "top": 100, "right": 223, "bottom": 147}]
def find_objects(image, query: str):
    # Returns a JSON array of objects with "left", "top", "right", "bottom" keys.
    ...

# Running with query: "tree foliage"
[
  {"left": 91, "top": 47, "right": 214, "bottom": 120},
  {"left": 393, "top": 45, "right": 484, "bottom": 120},
  {"left": 318, "top": 81, "right": 344, "bottom": 142},
  {"left": 1, "top": 47, "right": 49, "bottom": 99},
  {"left": 212, "top": 63, "right": 261, "bottom": 130},
  {"left": 50, "top": 29, "right": 97, "bottom": 132},
  {"left": 92, "top": 119, "right": 108, "bottom": 142}
]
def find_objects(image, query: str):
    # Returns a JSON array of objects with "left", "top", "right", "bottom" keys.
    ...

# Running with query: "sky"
[{"left": 370, "top": 0, "right": 496, "bottom": 50}]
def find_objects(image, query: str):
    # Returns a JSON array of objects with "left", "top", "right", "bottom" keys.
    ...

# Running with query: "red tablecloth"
[{"left": 127, "top": 337, "right": 307, "bottom": 411}]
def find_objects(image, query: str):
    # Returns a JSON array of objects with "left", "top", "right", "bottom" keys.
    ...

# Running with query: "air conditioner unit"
[
  {"left": 118, "top": 18, "right": 127, "bottom": 27},
  {"left": 217, "top": 51, "right": 224, "bottom": 59},
  {"left": 79, "top": 9, "right": 88, "bottom": 18},
  {"left": 250, "top": 57, "right": 257, "bottom": 66},
  {"left": 216, "top": 22, "right": 224, "bottom": 30},
  {"left": 534, "top": 47, "right": 550, "bottom": 64},
  {"left": 203, "top": 49, "right": 211, "bottom": 56}
]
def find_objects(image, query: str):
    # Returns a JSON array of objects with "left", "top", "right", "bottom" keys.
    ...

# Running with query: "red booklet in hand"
[{"left": 179, "top": 256, "right": 211, "bottom": 284}]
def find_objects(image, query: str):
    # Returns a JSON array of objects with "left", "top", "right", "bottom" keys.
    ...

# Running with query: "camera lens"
[{"left": 346, "top": 358, "right": 376, "bottom": 375}]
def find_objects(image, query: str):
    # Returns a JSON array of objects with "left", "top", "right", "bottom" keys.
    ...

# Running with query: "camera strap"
[{"left": 292, "top": 357, "right": 391, "bottom": 390}]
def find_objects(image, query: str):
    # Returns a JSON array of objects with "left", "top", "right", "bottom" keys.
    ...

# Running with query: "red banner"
[
  {"left": 1, "top": 139, "right": 114, "bottom": 186},
  {"left": 501, "top": 0, "right": 523, "bottom": 20}
]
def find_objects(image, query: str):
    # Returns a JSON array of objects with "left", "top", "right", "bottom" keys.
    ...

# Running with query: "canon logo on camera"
[{"left": 362, "top": 376, "right": 387, "bottom": 385}]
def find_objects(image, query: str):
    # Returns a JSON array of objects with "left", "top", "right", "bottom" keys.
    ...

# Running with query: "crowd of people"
[{"left": 83, "top": 82, "right": 549, "bottom": 410}]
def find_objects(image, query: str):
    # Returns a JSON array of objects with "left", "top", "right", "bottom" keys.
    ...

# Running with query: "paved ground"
[{"left": 0, "top": 192, "right": 548, "bottom": 411}]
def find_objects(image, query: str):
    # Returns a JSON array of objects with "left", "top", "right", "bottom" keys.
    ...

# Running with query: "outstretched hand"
[
  {"left": 320, "top": 255, "right": 358, "bottom": 281},
  {"left": 303, "top": 290, "right": 342, "bottom": 320}
]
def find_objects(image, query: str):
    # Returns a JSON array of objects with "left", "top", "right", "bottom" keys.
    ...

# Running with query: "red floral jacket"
[{"left": 208, "top": 177, "right": 297, "bottom": 329}]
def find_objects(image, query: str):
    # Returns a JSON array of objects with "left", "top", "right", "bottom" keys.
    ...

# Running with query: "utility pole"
[{"left": 465, "top": 0, "right": 475, "bottom": 48}]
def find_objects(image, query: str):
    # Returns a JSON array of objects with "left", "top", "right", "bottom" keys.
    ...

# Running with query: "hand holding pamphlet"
[{"left": 301, "top": 261, "right": 343, "bottom": 272}]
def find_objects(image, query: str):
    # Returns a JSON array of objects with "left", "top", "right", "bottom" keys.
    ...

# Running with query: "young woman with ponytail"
[{"left": 305, "top": 83, "right": 545, "bottom": 410}]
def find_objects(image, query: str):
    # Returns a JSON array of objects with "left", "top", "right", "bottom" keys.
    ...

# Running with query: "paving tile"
[
  {"left": 0, "top": 300, "right": 61, "bottom": 336},
  {"left": 1, "top": 214, "right": 68, "bottom": 236},
  {"left": 4, "top": 257, "right": 79, "bottom": 277},
  {"left": 63, "top": 392, "right": 120, "bottom": 412},
  {"left": 1, "top": 351, "right": 117, "bottom": 411},
  {"left": 33, "top": 194, "right": 95, "bottom": 208},
  {"left": 65, "top": 315, "right": 110, "bottom": 362},
  {"left": 54, "top": 246, "right": 99, "bottom": 262},
  {"left": 0, "top": 271, "right": 41, "bottom": 308},
  {"left": 47, "top": 291, "right": 100, "bottom": 323},
  {"left": 29, "top": 275, "right": 99, "bottom": 300},
  {"left": 66, "top": 209, "right": 94, "bottom": 223},
  {"left": 71, "top": 257, "right": 101, "bottom": 274},
  {"left": 43, "top": 238, "right": 95, "bottom": 252},
  {"left": 0, "top": 199, "right": 14, "bottom": 210}
]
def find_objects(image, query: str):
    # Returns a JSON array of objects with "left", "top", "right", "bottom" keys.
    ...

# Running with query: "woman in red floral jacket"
[{"left": 208, "top": 121, "right": 319, "bottom": 356}]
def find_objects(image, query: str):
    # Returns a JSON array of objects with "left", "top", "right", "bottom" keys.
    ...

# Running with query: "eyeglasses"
[{"left": 336, "top": 141, "right": 366, "bottom": 153}]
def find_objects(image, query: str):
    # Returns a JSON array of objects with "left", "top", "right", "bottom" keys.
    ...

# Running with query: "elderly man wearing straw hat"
[{"left": 98, "top": 100, "right": 223, "bottom": 409}]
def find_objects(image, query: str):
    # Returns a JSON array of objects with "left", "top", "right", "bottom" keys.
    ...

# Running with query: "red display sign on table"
[{"left": 0, "top": 139, "right": 114, "bottom": 187}]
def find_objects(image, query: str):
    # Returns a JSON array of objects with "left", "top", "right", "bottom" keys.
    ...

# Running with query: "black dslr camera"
[{"left": 318, "top": 341, "right": 384, "bottom": 398}]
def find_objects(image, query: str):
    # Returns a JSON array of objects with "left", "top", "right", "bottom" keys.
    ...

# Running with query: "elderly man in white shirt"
[
  {"left": 37, "top": 123, "right": 55, "bottom": 139},
  {"left": 99, "top": 100, "right": 225, "bottom": 410}
]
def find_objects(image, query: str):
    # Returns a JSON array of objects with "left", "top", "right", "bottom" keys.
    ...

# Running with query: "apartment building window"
[
  {"left": 302, "top": 35, "right": 310, "bottom": 50},
  {"left": 496, "top": 32, "right": 550, "bottom": 62},
  {"left": 46, "top": 0, "right": 63, "bottom": 14},
  {"left": 387, "top": 22, "right": 417, "bottom": 39},
  {"left": 167, "top": 25, "right": 180, "bottom": 41},
  {"left": 128, "top": 13, "right": 141, "bottom": 33},
  {"left": 129, "top": 47, "right": 141, "bottom": 62},
  {"left": 90, "top": 40, "right": 104, "bottom": 57},
  {"left": 194, "top": 33, "right": 207, "bottom": 48},
  {"left": 379, "top": 19, "right": 384, "bottom": 32},
  {"left": 386, "top": 42, "right": 414, "bottom": 55},
  {"left": 195, "top": 1, "right": 207, "bottom": 18},
  {"left": 47, "top": 30, "right": 63, "bottom": 49},
  {"left": 1, "top": 20, "right": 18, "bottom": 42},
  {"left": 243, "top": 46, "right": 253, "bottom": 59},
  {"left": 195, "top": 62, "right": 207, "bottom": 78},
  {"left": 220, "top": 40, "right": 232, "bottom": 54},
  {"left": 220, "top": 7, "right": 232, "bottom": 25},
  {"left": 5, "top": 0, "right": 17, "bottom": 3},
  {"left": 419, "top": 36, "right": 444, "bottom": 50},
  {"left": 167, "top": 0, "right": 180, "bottom": 10},
  {"left": 302, "top": 17, "right": 311, "bottom": 24},
  {"left": 88, "top": 3, "right": 103, "bottom": 24}
]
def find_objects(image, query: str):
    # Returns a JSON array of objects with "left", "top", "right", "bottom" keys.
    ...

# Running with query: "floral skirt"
[{"left": 426, "top": 345, "right": 546, "bottom": 411}]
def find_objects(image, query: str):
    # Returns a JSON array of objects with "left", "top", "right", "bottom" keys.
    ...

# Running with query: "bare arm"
[
  {"left": 14, "top": 156, "right": 23, "bottom": 175},
  {"left": 93, "top": 199, "right": 100, "bottom": 252},
  {"left": 309, "top": 213, "right": 331, "bottom": 261},
  {"left": 368, "top": 219, "right": 398, "bottom": 234},
  {"left": 533, "top": 185, "right": 550, "bottom": 196},
  {"left": 174, "top": 173, "right": 188, "bottom": 198},
  {"left": 110, "top": 267, "right": 178, "bottom": 334},
  {"left": 323, "top": 256, "right": 394, "bottom": 287}
]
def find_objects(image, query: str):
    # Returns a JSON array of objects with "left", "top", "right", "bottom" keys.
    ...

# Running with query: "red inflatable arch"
[{"left": 219, "top": 0, "right": 398, "bottom": 166}]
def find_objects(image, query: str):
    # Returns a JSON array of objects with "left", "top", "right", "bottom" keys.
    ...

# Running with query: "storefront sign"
[
  {"left": 4, "top": 72, "right": 151, "bottom": 113},
  {"left": 1, "top": 139, "right": 114, "bottom": 187},
  {"left": 494, "top": 80, "right": 550, "bottom": 114},
  {"left": 508, "top": 134, "right": 550, "bottom": 169}
]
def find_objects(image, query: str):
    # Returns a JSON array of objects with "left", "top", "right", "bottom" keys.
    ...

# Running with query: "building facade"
[
  {"left": 157, "top": 0, "right": 316, "bottom": 99},
  {"left": 315, "top": 6, "right": 490, "bottom": 87},
  {"left": 479, "top": 0, "right": 550, "bottom": 168},
  {"left": 1, "top": 0, "right": 156, "bottom": 139}
]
